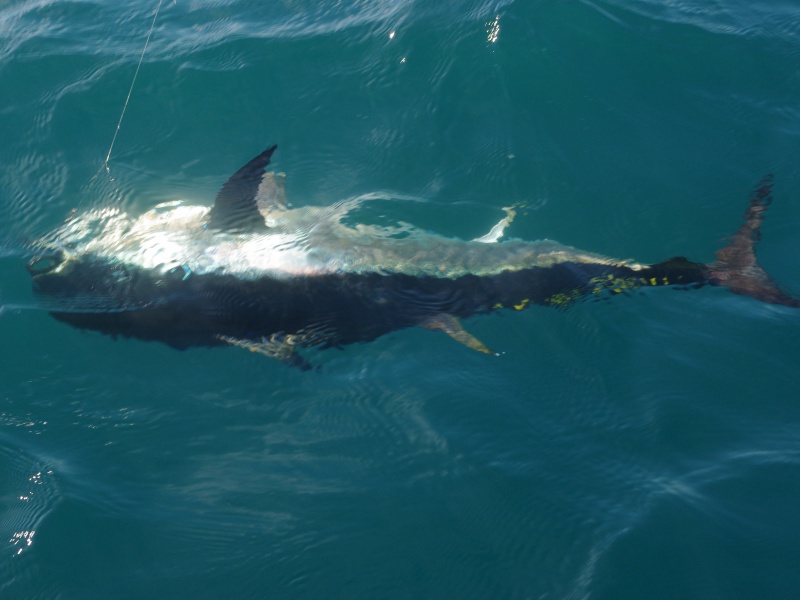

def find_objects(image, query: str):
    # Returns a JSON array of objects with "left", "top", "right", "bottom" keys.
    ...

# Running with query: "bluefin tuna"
[{"left": 27, "top": 146, "right": 798, "bottom": 368}]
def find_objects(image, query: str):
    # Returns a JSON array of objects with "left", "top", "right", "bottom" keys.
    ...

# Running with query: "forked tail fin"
[{"left": 708, "top": 175, "right": 799, "bottom": 307}]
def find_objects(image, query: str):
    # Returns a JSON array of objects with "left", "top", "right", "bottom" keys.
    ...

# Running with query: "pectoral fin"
[
  {"left": 257, "top": 171, "right": 288, "bottom": 222},
  {"left": 421, "top": 314, "right": 495, "bottom": 355},
  {"left": 217, "top": 333, "right": 313, "bottom": 370}
]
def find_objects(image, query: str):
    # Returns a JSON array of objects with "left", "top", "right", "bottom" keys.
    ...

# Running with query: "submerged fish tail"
[{"left": 707, "top": 175, "right": 799, "bottom": 307}]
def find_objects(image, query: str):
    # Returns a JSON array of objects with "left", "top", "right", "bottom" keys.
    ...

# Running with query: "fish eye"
[{"left": 27, "top": 251, "right": 65, "bottom": 275}]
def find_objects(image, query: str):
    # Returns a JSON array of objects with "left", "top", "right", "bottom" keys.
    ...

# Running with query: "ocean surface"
[{"left": 2, "top": 0, "right": 800, "bottom": 598}]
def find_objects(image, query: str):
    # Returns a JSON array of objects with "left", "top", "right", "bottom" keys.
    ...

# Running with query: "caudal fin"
[{"left": 708, "top": 175, "right": 799, "bottom": 307}]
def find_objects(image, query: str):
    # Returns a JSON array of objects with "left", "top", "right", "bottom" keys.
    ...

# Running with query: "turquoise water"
[{"left": 2, "top": 0, "right": 800, "bottom": 598}]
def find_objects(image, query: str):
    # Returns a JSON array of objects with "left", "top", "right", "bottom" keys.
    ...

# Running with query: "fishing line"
[{"left": 104, "top": 0, "right": 164, "bottom": 171}]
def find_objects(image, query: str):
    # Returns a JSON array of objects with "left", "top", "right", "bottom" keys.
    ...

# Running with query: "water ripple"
[
  {"left": 0, "top": 437, "right": 62, "bottom": 596},
  {"left": 582, "top": 0, "right": 800, "bottom": 48}
]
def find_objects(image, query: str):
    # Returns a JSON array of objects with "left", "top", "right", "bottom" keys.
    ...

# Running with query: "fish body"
[{"left": 27, "top": 147, "right": 796, "bottom": 366}]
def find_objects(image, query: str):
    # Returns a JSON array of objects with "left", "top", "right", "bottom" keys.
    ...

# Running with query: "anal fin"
[{"left": 421, "top": 314, "right": 495, "bottom": 355}]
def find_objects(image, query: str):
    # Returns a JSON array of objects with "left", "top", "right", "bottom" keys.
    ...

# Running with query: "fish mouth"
[{"left": 27, "top": 251, "right": 66, "bottom": 277}]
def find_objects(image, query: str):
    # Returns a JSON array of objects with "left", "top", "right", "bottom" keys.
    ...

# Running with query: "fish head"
[{"left": 26, "top": 207, "right": 151, "bottom": 312}]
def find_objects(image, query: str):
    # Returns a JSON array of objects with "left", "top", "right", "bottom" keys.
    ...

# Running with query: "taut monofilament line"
[{"left": 104, "top": 0, "right": 164, "bottom": 171}]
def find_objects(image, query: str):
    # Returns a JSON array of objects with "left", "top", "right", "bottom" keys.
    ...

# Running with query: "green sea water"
[{"left": 2, "top": 1, "right": 800, "bottom": 598}]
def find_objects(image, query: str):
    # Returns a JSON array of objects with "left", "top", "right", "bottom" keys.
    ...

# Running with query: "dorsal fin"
[{"left": 207, "top": 145, "right": 277, "bottom": 231}]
